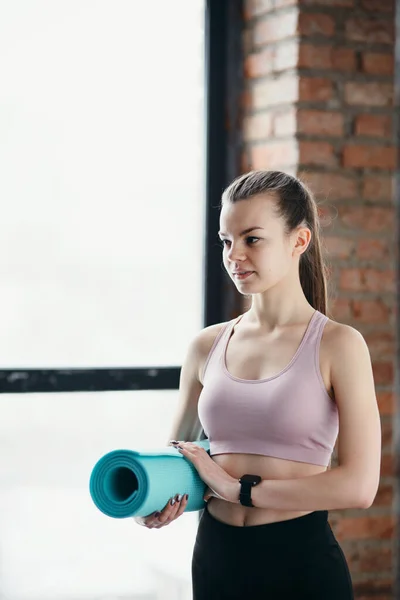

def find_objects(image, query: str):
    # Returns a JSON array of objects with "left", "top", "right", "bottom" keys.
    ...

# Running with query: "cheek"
[{"left": 261, "top": 245, "right": 291, "bottom": 274}]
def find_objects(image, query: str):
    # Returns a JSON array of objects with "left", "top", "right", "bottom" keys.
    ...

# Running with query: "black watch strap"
[
  {"left": 239, "top": 480, "right": 254, "bottom": 507},
  {"left": 239, "top": 474, "right": 261, "bottom": 507}
]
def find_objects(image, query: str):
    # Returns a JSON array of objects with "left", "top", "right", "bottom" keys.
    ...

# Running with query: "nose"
[{"left": 226, "top": 242, "right": 246, "bottom": 263}]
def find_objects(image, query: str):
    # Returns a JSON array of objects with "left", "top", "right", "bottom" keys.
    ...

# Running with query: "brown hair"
[{"left": 221, "top": 170, "right": 328, "bottom": 315}]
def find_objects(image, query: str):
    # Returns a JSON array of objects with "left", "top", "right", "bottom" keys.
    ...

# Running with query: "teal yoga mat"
[{"left": 89, "top": 439, "right": 210, "bottom": 519}]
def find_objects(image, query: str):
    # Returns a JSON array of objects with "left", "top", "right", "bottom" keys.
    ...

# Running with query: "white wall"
[
  {"left": 0, "top": 391, "right": 200, "bottom": 599},
  {"left": 0, "top": 1, "right": 205, "bottom": 598}
]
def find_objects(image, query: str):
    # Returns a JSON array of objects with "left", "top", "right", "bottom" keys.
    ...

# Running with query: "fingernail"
[
  {"left": 170, "top": 440, "right": 178, "bottom": 444},
  {"left": 177, "top": 494, "right": 182, "bottom": 502},
  {"left": 154, "top": 512, "right": 161, "bottom": 517},
  {"left": 185, "top": 494, "right": 189, "bottom": 501},
  {"left": 170, "top": 498, "right": 176, "bottom": 506}
]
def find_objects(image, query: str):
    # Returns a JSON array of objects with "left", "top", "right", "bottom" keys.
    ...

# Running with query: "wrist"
[{"left": 227, "top": 479, "right": 241, "bottom": 504}]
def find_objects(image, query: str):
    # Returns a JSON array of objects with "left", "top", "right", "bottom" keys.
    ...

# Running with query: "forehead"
[{"left": 219, "top": 194, "right": 279, "bottom": 232}]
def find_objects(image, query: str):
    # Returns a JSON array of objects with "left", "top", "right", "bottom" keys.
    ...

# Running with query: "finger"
[
  {"left": 145, "top": 511, "right": 161, "bottom": 528},
  {"left": 150, "top": 516, "right": 164, "bottom": 529},
  {"left": 174, "top": 494, "right": 189, "bottom": 518},
  {"left": 163, "top": 494, "right": 186, "bottom": 524},
  {"left": 155, "top": 494, "right": 188, "bottom": 528},
  {"left": 157, "top": 496, "right": 180, "bottom": 525}
]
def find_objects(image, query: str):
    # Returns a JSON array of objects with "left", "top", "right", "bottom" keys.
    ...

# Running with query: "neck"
[{"left": 245, "top": 279, "right": 314, "bottom": 330}]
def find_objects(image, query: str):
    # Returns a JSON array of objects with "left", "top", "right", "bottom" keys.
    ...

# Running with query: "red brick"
[
  {"left": 329, "top": 296, "right": 352, "bottom": 321},
  {"left": 299, "top": 77, "right": 333, "bottom": 102},
  {"left": 361, "top": 0, "right": 395, "bottom": 11},
  {"left": 356, "top": 239, "right": 390, "bottom": 261},
  {"left": 335, "top": 516, "right": 395, "bottom": 541},
  {"left": 352, "top": 299, "right": 391, "bottom": 324},
  {"left": 299, "top": 45, "right": 356, "bottom": 71},
  {"left": 376, "top": 391, "right": 395, "bottom": 415},
  {"left": 373, "top": 483, "right": 393, "bottom": 508},
  {"left": 254, "top": 11, "right": 298, "bottom": 45},
  {"left": 243, "top": 112, "right": 273, "bottom": 142},
  {"left": 362, "top": 175, "right": 394, "bottom": 202},
  {"left": 299, "top": 172, "right": 358, "bottom": 201},
  {"left": 331, "top": 48, "right": 357, "bottom": 71},
  {"left": 372, "top": 361, "right": 394, "bottom": 385},
  {"left": 324, "top": 236, "right": 355, "bottom": 259},
  {"left": 245, "top": 49, "right": 274, "bottom": 78},
  {"left": 354, "top": 581, "right": 393, "bottom": 600},
  {"left": 299, "top": 140, "right": 336, "bottom": 166},
  {"left": 342, "top": 145, "right": 396, "bottom": 169},
  {"left": 355, "top": 115, "right": 392, "bottom": 138},
  {"left": 345, "top": 18, "right": 394, "bottom": 45},
  {"left": 298, "top": 45, "right": 330, "bottom": 70},
  {"left": 347, "top": 542, "right": 392, "bottom": 572},
  {"left": 331, "top": 297, "right": 395, "bottom": 325},
  {"left": 344, "top": 82, "right": 394, "bottom": 107},
  {"left": 298, "top": 13, "right": 335, "bottom": 37},
  {"left": 253, "top": 76, "right": 298, "bottom": 108},
  {"left": 339, "top": 268, "right": 395, "bottom": 293},
  {"left": 357, "top": 589, "right": 393, "bottom": 599},
  {"left": 297, "top": 109, "right": 344, "bottom": 136},
  {"left": 381, "top": 454, "right": 394, "bottom": 476},
  {"left": 273, "top": 108, "right": 297, "bottom": 136},
  {"left": 381, "top": 417, "right": 392, "bottom": 447},
  {"left": 250, "top": 140, "right": 298, "bottom": 169},
  {"left": 362, "top": 53, "right": 394, "bottom": 76},
  {"left": 340, "top": 207, "right": 394, "bottom": 232}
]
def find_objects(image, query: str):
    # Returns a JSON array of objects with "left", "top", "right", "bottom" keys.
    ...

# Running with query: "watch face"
[{"left": 240, "top": 474, "right": 261, "bottom": 485}]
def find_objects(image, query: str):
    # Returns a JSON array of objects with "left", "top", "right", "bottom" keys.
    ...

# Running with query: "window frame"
[{"left": 0, "top": 0, "right": 244, "bottom": 396}]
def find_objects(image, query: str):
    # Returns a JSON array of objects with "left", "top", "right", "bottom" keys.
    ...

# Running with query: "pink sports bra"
[{"left": 197, "top": 310, "right": 338, "bottom": 467}]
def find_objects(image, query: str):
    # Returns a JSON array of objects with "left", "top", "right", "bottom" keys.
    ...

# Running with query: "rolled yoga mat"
[{"left": 89, "top": 438, "right": 210, "bottom": 519}]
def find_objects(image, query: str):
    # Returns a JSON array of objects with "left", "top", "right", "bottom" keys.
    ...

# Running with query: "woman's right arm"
[
  {"left": 134, "top": 323, "right": 226, "bottom": 529},
  {"left": 166, "top": 322, "right": 227, "bottom": 444}
]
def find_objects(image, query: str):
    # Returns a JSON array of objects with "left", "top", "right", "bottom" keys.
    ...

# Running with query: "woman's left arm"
[{"left": 247, "top": 324, "right": 382, "bottom": 511}]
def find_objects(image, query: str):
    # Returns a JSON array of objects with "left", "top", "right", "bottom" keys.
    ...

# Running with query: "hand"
[
  {"left": 170, "top": 441, "right": 240, "bottom": 504},
  {"left": 133, "top": 493, "right": 189, "bottom": 529}
]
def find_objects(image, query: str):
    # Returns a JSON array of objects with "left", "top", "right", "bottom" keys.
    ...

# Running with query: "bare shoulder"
[
  {"left": 321, "top": 317, "right": 371, "bottom": 369},
  {"left": 195, "top": 321, "right": 230, "bottom": 352}
]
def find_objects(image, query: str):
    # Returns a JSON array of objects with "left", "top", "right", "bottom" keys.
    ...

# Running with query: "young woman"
[{"left": 136, "top": 170, "right": 382, "bottom": 599}]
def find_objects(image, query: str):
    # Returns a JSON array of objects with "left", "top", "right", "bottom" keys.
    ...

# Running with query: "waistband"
[{"left": 202, "top": 504, "right": 331, "bottom": 546}]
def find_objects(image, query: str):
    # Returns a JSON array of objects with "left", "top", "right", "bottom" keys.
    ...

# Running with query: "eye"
[{"left": 219, "top": 237, "right": 260, "bottom": 247}]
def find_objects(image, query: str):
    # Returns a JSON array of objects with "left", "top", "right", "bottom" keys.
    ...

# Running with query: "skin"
[
  {"left": 136, "top": 192, "right": 318, "bottom": 529},
  {"left": 136, "top": 192, "right": 380, "bottom": 528}
]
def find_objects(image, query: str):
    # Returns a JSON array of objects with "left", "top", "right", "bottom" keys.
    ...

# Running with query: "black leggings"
[{"left": 192, "top": 503, "right": 354, "bottom": 600}]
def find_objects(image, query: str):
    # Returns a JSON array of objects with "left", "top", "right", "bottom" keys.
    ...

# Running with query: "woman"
[{"left": 136, "top": 170, "right": 382, "bottom": 599}]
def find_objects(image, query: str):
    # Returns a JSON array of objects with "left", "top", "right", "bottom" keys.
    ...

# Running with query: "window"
[{"left": 0, "top": 1, "right": 205, "bottom": 598}]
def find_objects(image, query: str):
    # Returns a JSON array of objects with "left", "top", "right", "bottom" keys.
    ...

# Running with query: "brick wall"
[{"left": 241, "top": 0, "right": 396, "bottom": 597}]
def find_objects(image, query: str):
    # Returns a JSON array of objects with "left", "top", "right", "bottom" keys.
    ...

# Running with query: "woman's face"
[{"left": 219, "top": 194, "right": 298, "bottom": 294}]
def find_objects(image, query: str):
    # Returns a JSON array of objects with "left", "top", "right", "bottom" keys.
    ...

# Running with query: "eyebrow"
[{"left": 218, "top": 226, "right": 265, "bottom": 237}]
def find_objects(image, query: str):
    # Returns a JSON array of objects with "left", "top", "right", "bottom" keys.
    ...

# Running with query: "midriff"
[{"left": 206, "top": 452, "right": 328, "bottom": 527}]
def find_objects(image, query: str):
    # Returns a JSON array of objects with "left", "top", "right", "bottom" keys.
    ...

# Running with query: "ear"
[{"left": 292, "top": 226, "right": 312, "bottom": 257}]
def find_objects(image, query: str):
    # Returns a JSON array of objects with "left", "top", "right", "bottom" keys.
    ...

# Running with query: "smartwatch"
[{"left": 239, "top": 474, "right": 262, "bottom": 507}]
